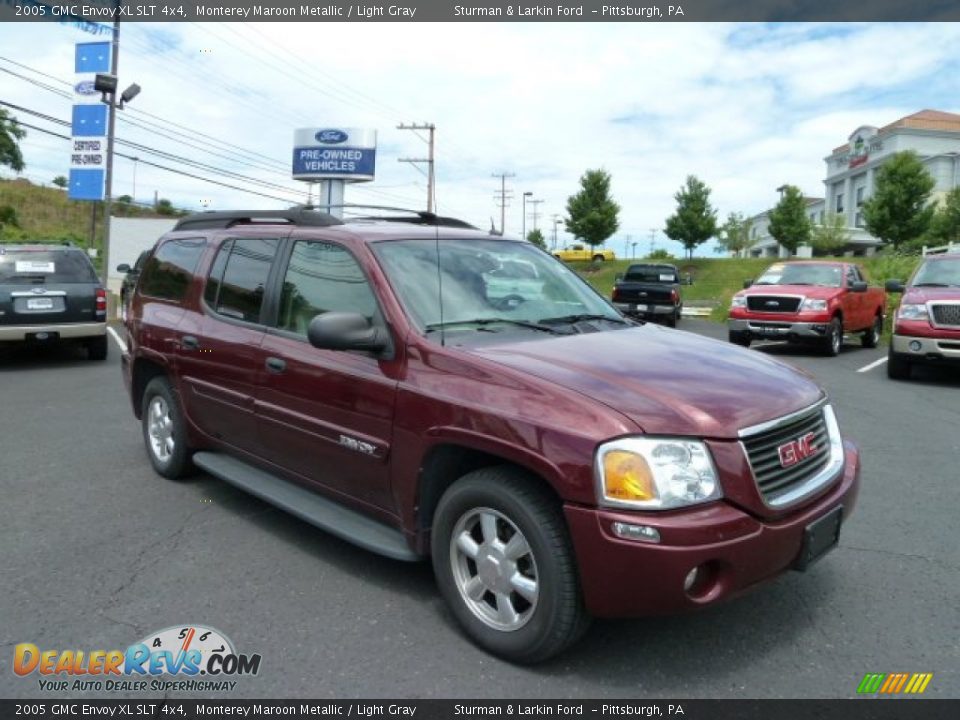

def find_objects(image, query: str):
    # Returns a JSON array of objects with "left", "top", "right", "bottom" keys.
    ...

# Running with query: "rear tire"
[
  {"left": 141, "top": 377, "right": 194, "bottom": 480},
  {"left": 431, "top": 467, "right": 589, "bottom": 664},
  {"left": 87, "top": 335, "right": 108, "bottom": 361},
  {"left": 592, "top": 255, "right": 604, "bottom": 263},
  {"left": 728, "top": 330, "right": 751, "bottom": 347},
  {"left": 887, "top": 346, "right": 912, "bottom": 380},
  {"left": 862, "top": 314, "right": 882, "bottom": 349},
  {"left": 664, "top": 314, "right": 677, "bottom": 328}
]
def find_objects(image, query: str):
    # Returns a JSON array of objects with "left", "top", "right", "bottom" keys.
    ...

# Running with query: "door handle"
[
  {"left": 265, "top": 356, "right": 286, "bottom": 373},
  {"left": 181, "top": 335, "right": 199, "bottom": 350}
]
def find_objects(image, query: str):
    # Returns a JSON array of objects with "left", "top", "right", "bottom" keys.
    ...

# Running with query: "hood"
[
  {"left": 902, "top": 286, "right": 960, "bottom": 304},
  {"left": 468, "top": 325, "right": 824, "bottom": 439},
  {"left": 741, "top": 284, "right": 839, "bottom": 300}
]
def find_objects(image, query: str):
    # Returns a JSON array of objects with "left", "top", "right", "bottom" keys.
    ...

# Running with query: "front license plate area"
[{"left": 795, "top": 505, "right": 843, "bottom": 571}]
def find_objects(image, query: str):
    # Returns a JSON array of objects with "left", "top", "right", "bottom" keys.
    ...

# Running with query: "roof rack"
[
  {"left": 297, "top": 204, "right": 478, "bottom": 230},
  {"left": 173, "top": 209, "right": 343, "bottom": 231}
]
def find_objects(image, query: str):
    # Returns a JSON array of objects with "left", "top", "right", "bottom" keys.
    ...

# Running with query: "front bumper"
[
  {"left": 564, "top": 440, "right": 860, "bottom": 618},
  {"left": 892, "top": 333, "right": 960, "bottom": 362},
  {"left": 0, "top": 321, "right": 106, "bottom": 342},
  {"left": 728, "top": 318, "right": 828, "bottom": 340}
]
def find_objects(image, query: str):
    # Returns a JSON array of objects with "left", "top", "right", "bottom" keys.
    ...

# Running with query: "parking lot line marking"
[
  {"left": 857, "top": 356, "right": 888, "bottom": 373},
  {"left": 107, "top": 326, "right": 128, "bottom": 354}
]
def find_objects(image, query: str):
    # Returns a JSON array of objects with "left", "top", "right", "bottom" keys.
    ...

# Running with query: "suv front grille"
[
  {"left": 746, "top": 295, "right": 802, "bottom": 313},
  {"left": 742, "top": 406, "right": 830, "bottom": 505},
  {"left": 930, "top": 303, "right": 960, "bottom": 328}
]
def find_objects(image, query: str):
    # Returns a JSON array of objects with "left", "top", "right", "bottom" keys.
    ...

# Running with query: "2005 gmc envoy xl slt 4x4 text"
[{"left": 121, "top": 209, "right": 861, "bottom": 663}]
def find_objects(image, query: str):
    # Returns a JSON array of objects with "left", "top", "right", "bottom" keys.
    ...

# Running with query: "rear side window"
[
  {"left": 139, "top": 238, "right": 206, "bottom": 301},
  {"left": 0, "top": 250, "right": 98, "bottom": 284},
  {"left": 206, "top": 238, "right": 280, "bottom": 324},
  {"left": 276, "top": 240, "right": 377, "bottom": 336}
]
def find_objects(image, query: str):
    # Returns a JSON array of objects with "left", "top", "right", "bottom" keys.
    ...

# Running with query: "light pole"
[
  {"left": 552, "top": 216, "right": 563, "bottom": 250},
  {"left": 521, "top": 191, "right": 532, "bottom": 241}
]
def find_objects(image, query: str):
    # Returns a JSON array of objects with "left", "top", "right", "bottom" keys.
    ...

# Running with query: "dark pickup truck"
[{"left": 611, "top": 263, "right": 682, "bottom": 326}]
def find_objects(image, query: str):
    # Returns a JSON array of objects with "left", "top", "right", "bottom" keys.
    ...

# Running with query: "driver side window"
[{"left": 276, "top": 240, "right": 378, "bottom": 337}]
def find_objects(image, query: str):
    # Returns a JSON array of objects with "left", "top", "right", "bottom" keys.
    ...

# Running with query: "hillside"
[{"left": 0, "top": 177, "right": 178, "bottom": 251}]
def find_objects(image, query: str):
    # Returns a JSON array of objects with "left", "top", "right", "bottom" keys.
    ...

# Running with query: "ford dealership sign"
[{"left": 292, "top": 127, "right": 377, "bottom": 182}]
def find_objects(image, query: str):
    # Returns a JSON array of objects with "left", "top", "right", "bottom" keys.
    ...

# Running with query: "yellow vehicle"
[{"left": 552, "top": 244, "right": 616, "bottom": 262}]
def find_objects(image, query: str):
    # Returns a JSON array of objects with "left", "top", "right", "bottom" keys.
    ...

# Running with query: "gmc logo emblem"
[{"left": 778, "top": 432, "right": 819, "bottom": 468}]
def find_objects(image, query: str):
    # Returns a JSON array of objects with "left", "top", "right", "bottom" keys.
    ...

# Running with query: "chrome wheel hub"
[
  {"left": 450, "top": 508, "right": 539, "bottom": 632},
  {"left": 147, "top": 396, "right": 174, "bottom": 463}
]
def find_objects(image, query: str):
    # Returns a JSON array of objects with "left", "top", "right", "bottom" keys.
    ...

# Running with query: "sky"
[{"left": 1, "top": 20, "right": 960, "bottom": 257}]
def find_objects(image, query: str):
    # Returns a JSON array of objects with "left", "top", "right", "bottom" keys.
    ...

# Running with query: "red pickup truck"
[
  {"left": 885, "top": 253, "right": 960, "bottom": 379},
  {"left": 728, "top": 261, "right": 886, "bottom": 355}
]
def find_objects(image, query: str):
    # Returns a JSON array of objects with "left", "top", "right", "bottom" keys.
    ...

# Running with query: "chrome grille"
[
  {"left": 930, "top": 303, "right": 960, "bottom": 328},
  {"left": 742, "top": 406, "right": 830, "bottom": 505},
  {"left": 746, "top": 295, "right": 802, "bottom": 313}
]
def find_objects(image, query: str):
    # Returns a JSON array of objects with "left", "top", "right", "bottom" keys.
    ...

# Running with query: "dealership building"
[{"left": 748, "top": 109, "right": 960, "bottom": 257}]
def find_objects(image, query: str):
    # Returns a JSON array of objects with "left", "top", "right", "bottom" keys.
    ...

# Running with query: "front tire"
[
  {"left": 824, "top": 317, "right": 843, "bottom": 356},
  {"left": 862, "top": 314, "right": 882, "bottom": 349},
  {"left": 141, "top": 376, "right": 194, "bottom": 480},
  {"left": 887, "top": 346, "right": 912, "bottom": 380},
  {"left": 431, "top": 467, "right": 588, "bottom": 664},
  {"left": 728, "top": 330, "right": 751, "bottom": 347}
]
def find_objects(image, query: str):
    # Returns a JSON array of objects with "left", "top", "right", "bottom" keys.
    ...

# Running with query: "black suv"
[{"left": 0, "top": 244, "right": 108, "bottom": 359}]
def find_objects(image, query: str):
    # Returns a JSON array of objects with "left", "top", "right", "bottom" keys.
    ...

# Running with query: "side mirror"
[
  {"left": 307, "top": 312, "right": 388, "bottom": 353},
  {"left": 885, "top": 279, "right": 905, "bottom": 293},
  {"left": 851, "top": 281, "right": 868, "bottom": 293},
  {"left": 116, "top": 263, "right": 131, "bottom": 273},
  {"left": 743, "top": 279, "right": 753, "bottom": 289}
]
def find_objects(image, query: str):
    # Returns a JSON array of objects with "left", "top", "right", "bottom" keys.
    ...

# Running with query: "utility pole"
[
  {"left": 624, "top": 234, "right": 632, "bottom": 259},
  {"left": 397, "top": 122, "right": 436, "bottom": 212},
  {"left": 649, "top": 228, "right": 658, "bottom": 257},
  {"left": 529, "top": 199, "right": 544, "bottom": 232},
  {"left": 521, "top": 191, "right": 532, "bottom": 241},
  {"left": 491, "top": 172, "right": 515, "bottom": 234},
  {"left": 100, "top": 17, "right": 120, "bottom": 286}
]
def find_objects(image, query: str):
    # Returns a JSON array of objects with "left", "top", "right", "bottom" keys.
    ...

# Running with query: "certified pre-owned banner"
[{"left": 1, "top": 0, "right": 958, "bottom": 23}]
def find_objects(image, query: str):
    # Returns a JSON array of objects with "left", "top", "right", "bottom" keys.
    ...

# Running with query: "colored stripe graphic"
[{"left": 858, "top": 672, "right": 932, "bottom": 695}]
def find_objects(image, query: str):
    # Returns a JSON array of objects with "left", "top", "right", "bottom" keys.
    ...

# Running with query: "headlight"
[
  {"left": 800, "top": 298, "right": 828, "bottom": 311},
  {"left": 898, "top": 303, "right": 929, "bottom": 321},
  {"left": 730, "top": 295, "right": 746, "bottom": 309},
  {"left": 595, "top": 438, "right": 722, "bottom": 510}
]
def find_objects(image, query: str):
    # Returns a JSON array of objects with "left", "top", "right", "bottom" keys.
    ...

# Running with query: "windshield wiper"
[
  {"left": 425, "top": 318, "right": 569, "bottom": 335},
  {"left": 538, "top": 313, "right": 629, "bottom": 326},
  {"left": 913, "top": 282, "right": 954, "bottom": 287}
]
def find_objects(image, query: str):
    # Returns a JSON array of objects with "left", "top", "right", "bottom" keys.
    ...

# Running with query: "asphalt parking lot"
[{"left": 1, "top": 319, "right": 958, "bottom": 699}]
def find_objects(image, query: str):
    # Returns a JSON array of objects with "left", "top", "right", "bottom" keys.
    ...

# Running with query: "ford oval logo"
[
  {"left": 74, "top": 80, "right": 97, "bottom": 96},
  {"left": 315, "top": 129, "right": 348, "bottom": 144}
]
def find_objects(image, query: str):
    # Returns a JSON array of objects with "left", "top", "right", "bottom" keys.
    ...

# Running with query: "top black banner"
[{"left": 1, "top": 0, "right": 959, "bottom": 22}]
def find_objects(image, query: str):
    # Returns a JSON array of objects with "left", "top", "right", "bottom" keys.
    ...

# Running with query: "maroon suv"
[{"left": 122, "top": 209, "right": 861, "bottom": 663}]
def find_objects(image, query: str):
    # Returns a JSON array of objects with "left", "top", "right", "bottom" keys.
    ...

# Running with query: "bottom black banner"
[{"left": 1, "top": 700, "right": 957, "bottom": 720}]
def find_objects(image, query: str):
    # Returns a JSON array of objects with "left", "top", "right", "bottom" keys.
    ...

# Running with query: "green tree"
[
  {"left": 929, "top": 187, "right": 960, "bottom": 245},
  {"left": 716, "top": 212, "right": 755, "bottom": 257},
  {"left": 768, "top": 185, "right": 811, "bottom": 254},
  {"left": 809, "top": 213, "right": 850, "bottom": 256},
  {"left": 0, "top": 109, "right": 26, "bottom": 173},
  {"left": 0, "top": 205, "right": 20, "bottom": 235},
  {"left": 52, "top": 175, "right": 68, "bottom": 189},
  {"left": 664, "top": 175, "right": 718, "bottom": 260},
  {"left": 156, "top": 198, "right": 176, "bottom": 216},
  {"left": 862, "top": 151, "right": 936, "bottom": 250},
  {"left": 526, "top": 228, "right": 546, "bottom": 250},
  {"left": 647, "top": 248, "right": 674, "bottom": 261},
  {"left": 564, "top": 168, "right": 620, "bottom": 248}
]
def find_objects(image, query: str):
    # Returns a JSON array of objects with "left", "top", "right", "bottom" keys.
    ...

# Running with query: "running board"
[{"left": 193, "top": 451, "right": 420, "bottom": 562}]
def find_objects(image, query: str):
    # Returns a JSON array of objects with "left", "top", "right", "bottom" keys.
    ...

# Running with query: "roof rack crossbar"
[{"left": 173, "top": 209, "right": 343, "bottom": 231}]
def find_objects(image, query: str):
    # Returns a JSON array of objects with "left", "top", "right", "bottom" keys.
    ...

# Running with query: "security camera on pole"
[{"left": 292, "top": 128, "right": 377, "bottom": 218}]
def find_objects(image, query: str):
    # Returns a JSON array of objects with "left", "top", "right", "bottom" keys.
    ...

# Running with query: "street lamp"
[
  {"left": 552, "top": 216, "right": 563, "bottom": 250},
  {"left": 521, "top": 191, "right": 533, "bottom": 242},
  {"left": 94, "top": 65, "right": 141, "bottom": 286}
]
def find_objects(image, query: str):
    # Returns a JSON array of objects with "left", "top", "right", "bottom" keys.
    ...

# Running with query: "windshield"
[
  {"left": 911, "top": 258, "right": 960, "bottom": 287},
  {"left": 624, "top": 266, "right": 678, "bottom": 283},
  {"left": 0, "top": 250, "right": 98, "bottom": 284},
  {"left": 372, "top": 238, "right": 622, "bottom": 332},
  {"left": 755, "top": 263, "right": 842, "bottom": 288}
]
